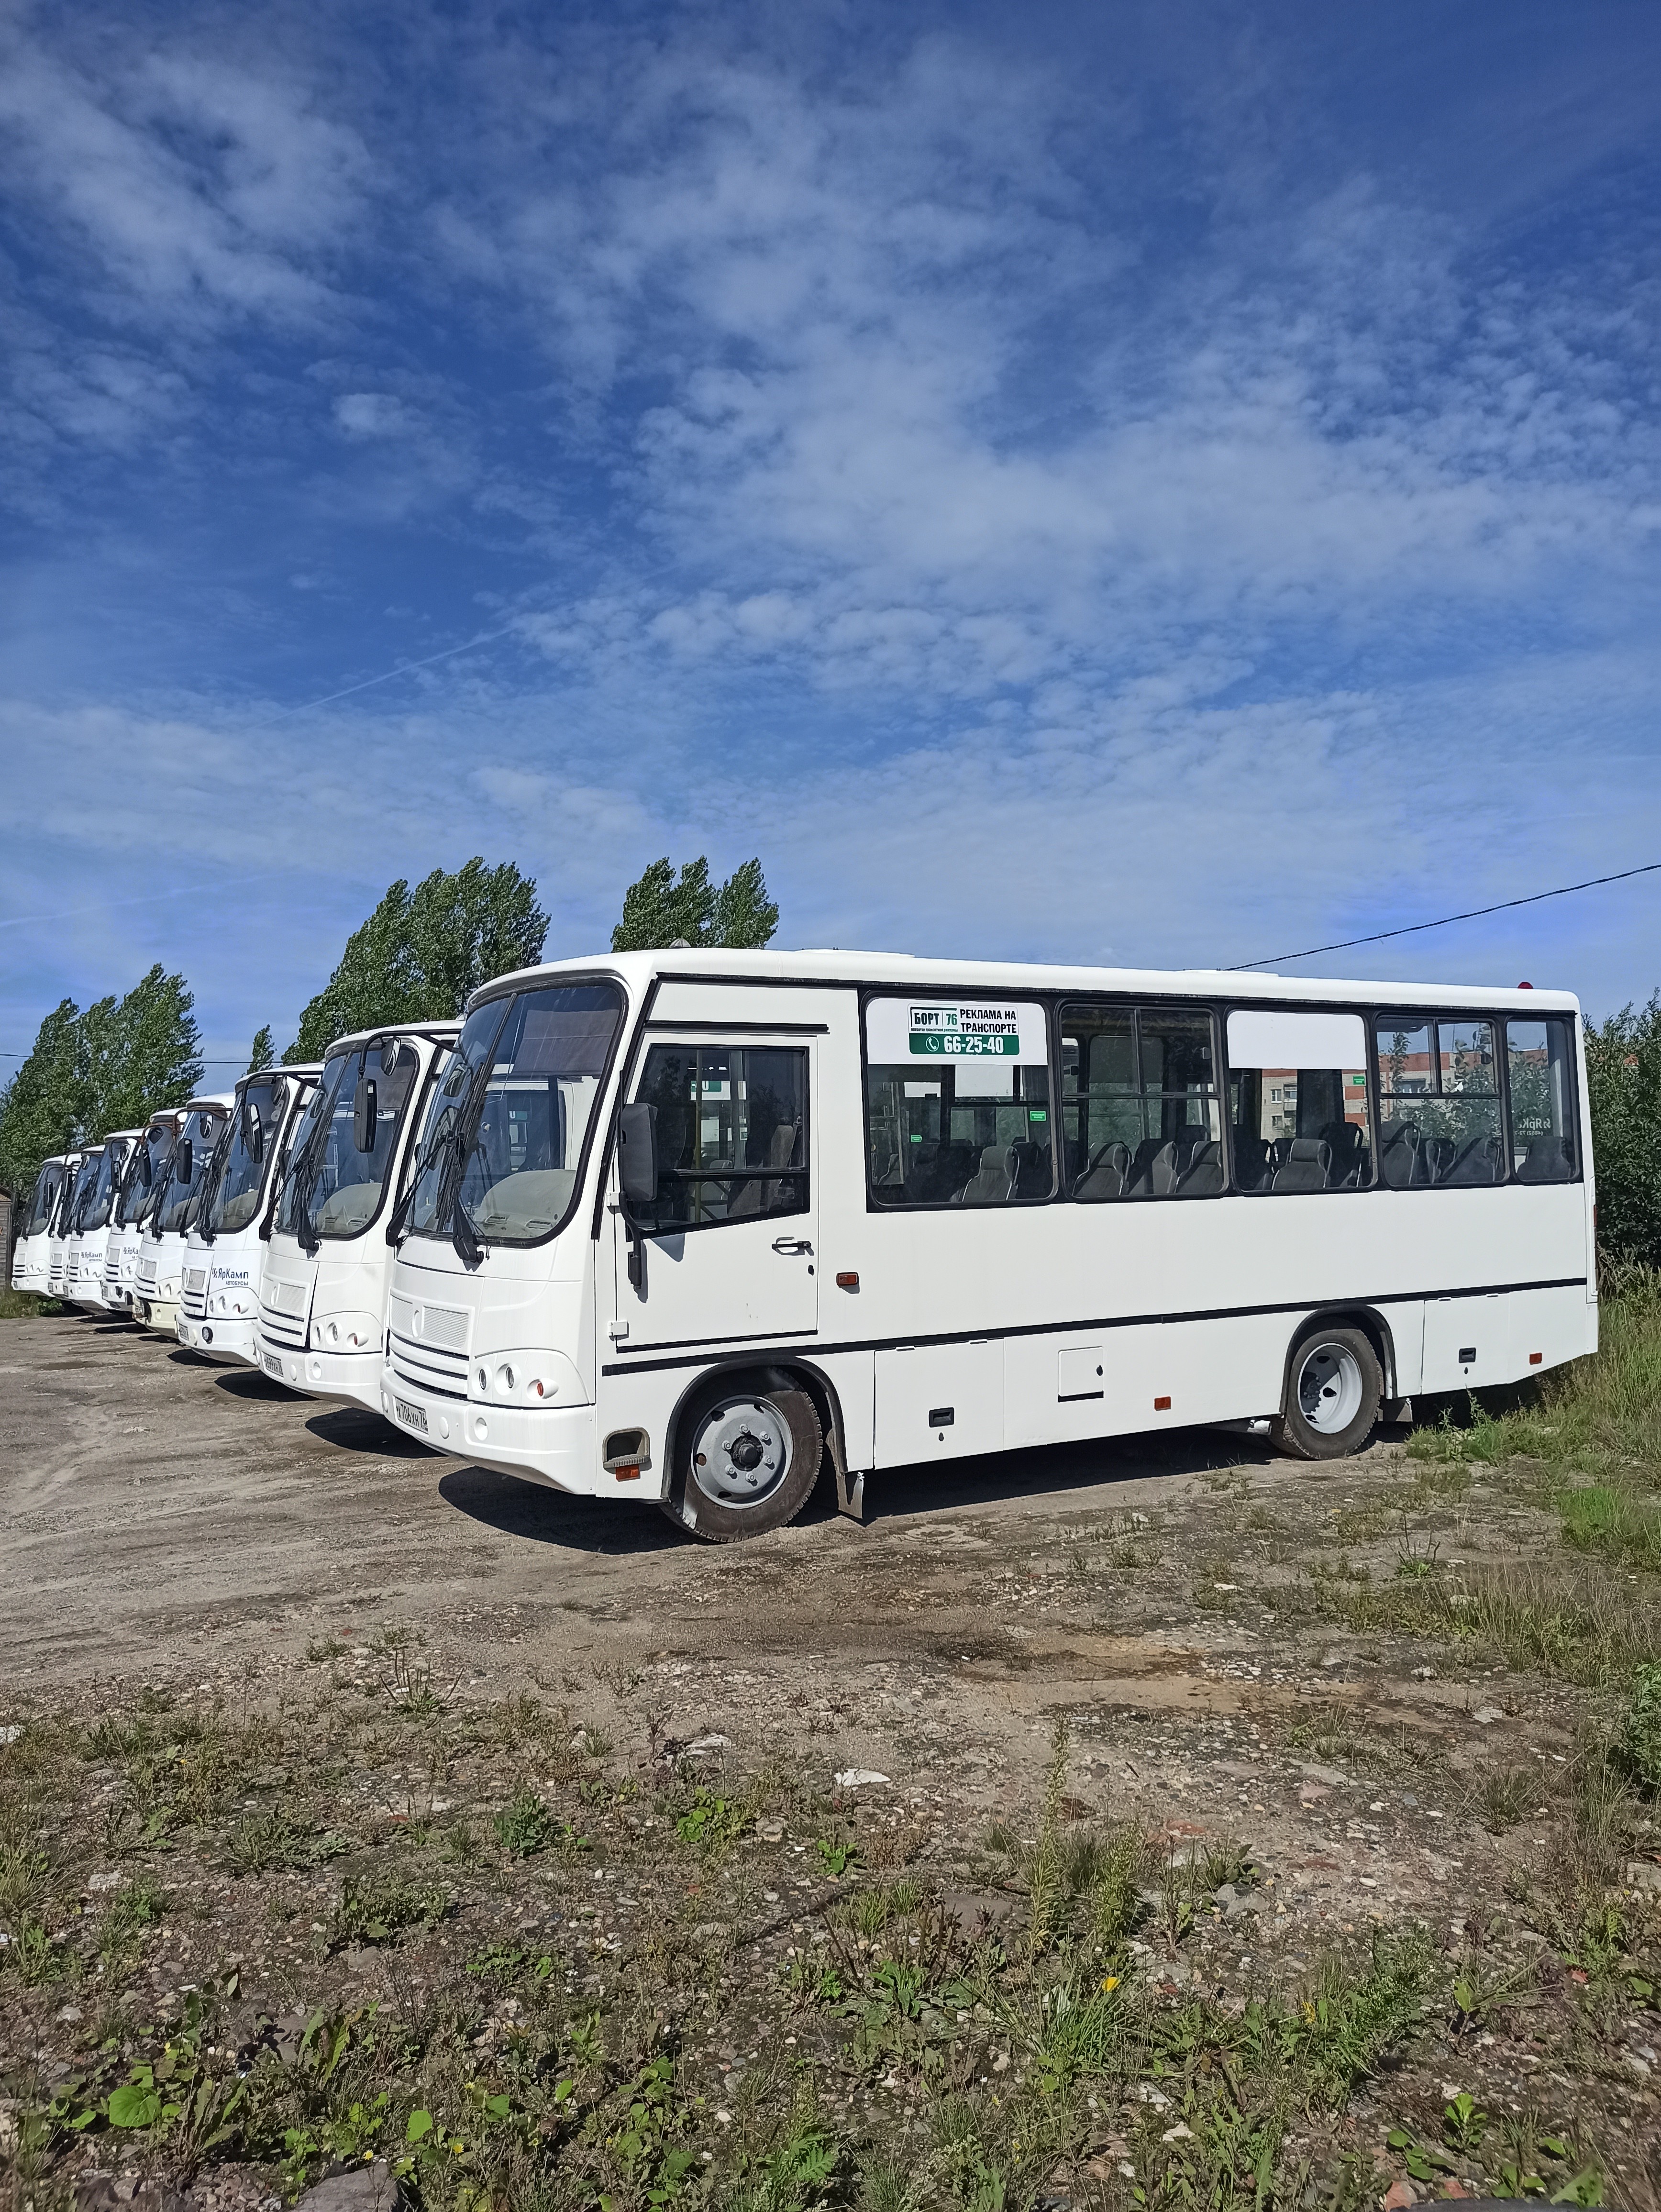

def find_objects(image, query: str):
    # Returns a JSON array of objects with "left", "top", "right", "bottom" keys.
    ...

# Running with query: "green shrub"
[
  {"left": 1586, "top": 996, "right": 1661, "bottom": 1270},
  {"left": 1620, "top": 1663, "right": 1661, "bottom": 1794}
]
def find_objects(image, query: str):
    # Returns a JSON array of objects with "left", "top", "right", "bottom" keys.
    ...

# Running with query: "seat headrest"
[
  {"left": 1288, "top": 1137, "right": 1330, "bottom": 1163},
  {"left": 980, "top": 1144, "right": 1005, "bottom": 1171}
]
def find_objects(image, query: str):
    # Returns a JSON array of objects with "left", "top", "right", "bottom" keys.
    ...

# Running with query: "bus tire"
[
  {"left": 661, "top": 1371, "right": 823, "bottom": 1544},
  {"left": 1271, "top": 1325, "right": 1382, "bottom": 1461}
]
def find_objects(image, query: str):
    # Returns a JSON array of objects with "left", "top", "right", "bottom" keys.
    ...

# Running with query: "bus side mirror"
[
  {"left": 174, "top": 1139, "right": 193, "bottom": 1186},
  {"left": 243, "top": 1095, "right": 263, "bottom": 1161},
  {"left": 618, "top": 1102, "right": 658, "bottom": 1206},
  {"left": 354, "top": 1078, "right": 378, "bottom": 1152}
]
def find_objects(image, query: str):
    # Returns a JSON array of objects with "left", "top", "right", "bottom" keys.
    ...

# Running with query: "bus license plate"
[
  {"left": 394, "top": 1397, "right": 428, "bottom": 1434},
  {"left": 263, "top": 1353, "right": 282, "bottom": 1379}
]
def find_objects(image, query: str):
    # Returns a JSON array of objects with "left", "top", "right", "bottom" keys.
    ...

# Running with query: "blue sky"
[{"left": 3, "top": 0, "right": 1660, "bottom": 1073}]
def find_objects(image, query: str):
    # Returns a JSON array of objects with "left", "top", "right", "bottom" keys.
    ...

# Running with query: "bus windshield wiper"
[
  {"left": 196, "top": 1129, "right": 230, "bottom": 1245},
  {"left": 433, "top": 1065, "right": 495, "bottom": 1271}
]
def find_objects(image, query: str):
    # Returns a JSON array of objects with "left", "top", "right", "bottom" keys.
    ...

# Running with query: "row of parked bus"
[
  {"left": 10, "top": 1019, "right": 459, "bottom": 1421},
  {"left": 8, "top": 948, "right": 1597, "bottom": 1543}
]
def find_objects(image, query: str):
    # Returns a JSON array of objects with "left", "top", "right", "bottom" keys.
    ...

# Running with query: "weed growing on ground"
[{"left": 1622, "top": 1660, "right": 1661, "bottom": 1793}]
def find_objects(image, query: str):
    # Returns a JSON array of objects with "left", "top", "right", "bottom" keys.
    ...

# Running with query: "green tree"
[
  {"left": 1585, "top": 993, "right": 1661, "bottom": 1270},
  {"left": 611, "top": 855, "right": 778, "bottom": 951},
  {"left": 288, "top": 859, "right": 549, "bottom": 1062},
  {"left": 0, "top": 996, "right": 81, "bottom": 1203},
  {"left": 82, "top": 965, "right": 203, "bottom": 1133},
  {"left": 247, "top": 1025, "right": 276, "bottom": 1074},
  {"left": 0, "top": 969, "right": 202, "bottom": 1203}
]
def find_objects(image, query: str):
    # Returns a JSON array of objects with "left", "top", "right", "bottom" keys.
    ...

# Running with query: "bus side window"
[
  {"left": 1375, "top": 1017, "right": 1503, "bottom": 1188},
  {"left": 1062, "top": 1003, "right": 1220, "bottom": 1200},
  {"left": 634, "top": 1045, "right": 808, "bottom": 1231},
  {"left": 1506, "top": 1018, "right": 1577, "bottom": 1182},
  {"left": 864, "top": 997, "right": 1053, "bottom": 1206},
  {"left": 1226, "top": 1008, "right": 1372, "bottom": 1193}
]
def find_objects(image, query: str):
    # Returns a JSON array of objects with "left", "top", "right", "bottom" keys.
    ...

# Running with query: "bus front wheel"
[
  {"left": 662, "top": 1371, "right": 824, "bottom": 1543},
  {"left": 1271, "top": 1326, "right": 1381, "bottom": 1460}
]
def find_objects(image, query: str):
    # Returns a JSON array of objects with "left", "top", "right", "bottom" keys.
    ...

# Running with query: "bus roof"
[
  {"left": 247, "top": 1061, "right": 323, "bottom": 1084},
  {"left": 463, "top": 948, "right": 1581, "bottom": 1018},
  {"left": 321, "top": 1021, "right": 462, "bottom": 1057}
]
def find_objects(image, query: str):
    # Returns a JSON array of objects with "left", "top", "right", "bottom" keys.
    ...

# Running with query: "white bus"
[
  {"left": 177, "top": 1062, "right": 321, "bottom": 1363},
  {"left": 133, "top": 1096, "right": 233, "bottom": 1334},
  {"left": 376, "top": 952, "right": 1595, "bottom": 1542},
  {"left": 48, "top": 1150, "right": 90, "bottom": 1303},
  {"left": 103, "top": 1114, "right": 183, "bottom": 1314},
  {"left": 11, "top": 1155, "right": 71, "bottom": 1296},
  {"left": 257, "top": 1023, "right": 458, "bottom": 1409},
  {"left": 66, "top": 1129, "right": 142, "bottom": 1312}
]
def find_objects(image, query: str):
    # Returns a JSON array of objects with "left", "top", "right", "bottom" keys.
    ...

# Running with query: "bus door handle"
[{"left": 772, "top": 1236, "right": 813, "bottom": 1256}]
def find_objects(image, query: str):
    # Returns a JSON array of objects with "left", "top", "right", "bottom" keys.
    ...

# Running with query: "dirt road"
[
  {"left": 4, "top": 1311, "right": 1657, "bottom": 2207},
  {"left": 2, "top": 1310, "right": 1303, "bottom": 1704}
]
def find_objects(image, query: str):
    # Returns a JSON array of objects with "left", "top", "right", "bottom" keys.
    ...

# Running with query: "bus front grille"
[{"left": 389, "top": 1329, "right": 468, "bottom": 1401}]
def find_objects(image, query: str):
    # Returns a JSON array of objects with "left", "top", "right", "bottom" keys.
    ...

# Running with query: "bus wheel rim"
[
  {"left": 691, "top": 1396, "right": 792, "bottom": 1508},
  {"left": 1297, "top": 1342, "right": 1363, "bottom": 1433}
]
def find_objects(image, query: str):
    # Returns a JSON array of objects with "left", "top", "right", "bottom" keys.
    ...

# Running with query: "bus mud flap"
[{"left": 834, "top": 1461, "right": 865, "bottom": 1524}]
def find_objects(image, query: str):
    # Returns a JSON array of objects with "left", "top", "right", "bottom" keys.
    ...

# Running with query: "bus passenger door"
[{"left": 607, "top": 1036, "right": 818, "bottom": 1354}]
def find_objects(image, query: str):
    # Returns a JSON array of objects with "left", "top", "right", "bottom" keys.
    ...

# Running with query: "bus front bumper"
[
  {"left": 273, "top": 1343, "right": 383, "bottom": 1415},
  {"left": 176, "top": 1312, "right": 256, "bottom": 1364},
  {"left": 378, "top": 1375, "right": 601, "bottom": 1495}
]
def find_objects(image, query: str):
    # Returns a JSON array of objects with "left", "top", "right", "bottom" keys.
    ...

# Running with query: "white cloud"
[
  {"left": 333, "top": 391, "right": 420, "bottom": 439},
  {"left": 0, "top": 22, "right": 371, "bottom": 332}
]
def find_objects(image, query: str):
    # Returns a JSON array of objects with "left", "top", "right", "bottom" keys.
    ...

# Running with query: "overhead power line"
[{"left": 1231, "top": 859, "right": 1661, "bottom": 971}]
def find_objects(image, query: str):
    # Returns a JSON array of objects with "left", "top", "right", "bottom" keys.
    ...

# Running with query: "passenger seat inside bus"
[
  {"left": 1380, "top": 1122, "right": 1425, "bottom": 1188},
  {"left": 1174, "top": 1139, "right": 1225, "bottom": 1194},
  {"left": 1517, "top": 1133, "right": 1573, "bottom": 1183},
  {"left": 1318, "top": 1120, "right": 1370, "bottom": 1188},
  {"left": 1437, "top": 1130, "right": 1504, "bottom": 1186},
  {"left": 1074, "top": 1140, "right": 1130, "bottom": 1199},
  {"left": 954, "top": 1145, "right": 1012, "bottom": 1203},
  {"left": 1271, "top": 1137, "right": 1330, "bottom": 1192}
]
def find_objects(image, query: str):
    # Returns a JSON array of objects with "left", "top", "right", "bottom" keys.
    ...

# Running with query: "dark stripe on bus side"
[{"left": 600, "top": 1274, "right": 1588, "bottom": 1375}]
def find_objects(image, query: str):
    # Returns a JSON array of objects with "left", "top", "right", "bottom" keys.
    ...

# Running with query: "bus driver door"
[{"left": 607, "top": 1037, "right": 819, "bottom": 1354}]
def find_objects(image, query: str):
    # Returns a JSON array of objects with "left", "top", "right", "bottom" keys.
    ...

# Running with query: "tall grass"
[
  {"left": 1409, "top": 1269, "right": 1661, "bottom": 1476},
  {"left": 1407, "top": 1274, "right": 1661, "bottom": 1586}
]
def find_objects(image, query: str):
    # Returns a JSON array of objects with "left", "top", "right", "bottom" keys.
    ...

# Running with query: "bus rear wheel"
[
  {"left": 1271, "top": 1326, "right": 1381, "bottom": 1460},
  {"left": 662, "top": 1371, "right": 823, "bottom": 1543}
]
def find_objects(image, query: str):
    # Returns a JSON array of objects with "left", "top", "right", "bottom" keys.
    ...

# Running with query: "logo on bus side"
[{"left": 908, "top": 1005, "right": 1021, "bottom": 1058}]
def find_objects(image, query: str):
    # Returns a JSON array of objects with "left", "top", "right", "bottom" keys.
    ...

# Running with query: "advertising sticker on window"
[{"left": 864, "top": 998, "right": 1049, "bottom": 1065}]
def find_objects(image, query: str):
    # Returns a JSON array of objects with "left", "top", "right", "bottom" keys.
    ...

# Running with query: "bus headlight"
[
  {"left": 318, "top": 1312, "right": 379, "bottom": 1351},
  {"left": 469, "top": 1349, "right": 584, "bottom": 1403}
]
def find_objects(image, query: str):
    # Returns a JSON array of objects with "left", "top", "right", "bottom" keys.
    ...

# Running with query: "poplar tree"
[
  {"left": 287, "top": 859, "right": 549, "bottom": 1061},
  {"left": 611, "top": 856, "right": 778, "bottom": 951}
]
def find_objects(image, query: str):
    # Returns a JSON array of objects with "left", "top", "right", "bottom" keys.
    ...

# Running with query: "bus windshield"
[
  {"left": 82, "top": 1138, "right": 131, "bottom": 1232},
  {"left": 409, "top": 983, "right": 621, "bottom": 1247},
  {"left": 26, "top": 1164, "right": 62, "bottom": 1236},
  {"left": 156, "top": 1109, "right": 225, "bottom": 1234},
  {"left": 67, "top": 1153, "right": 102, "bottom": 1232},
  {"left": 207, "top": 1078, "right": 282, "bottom": 1235},
  {"left": 118, "top": 1126, "right": 173, "bottom": 1228},
  {"left": 277, "top": 1041, "right": 420, "bottom": 1242}
]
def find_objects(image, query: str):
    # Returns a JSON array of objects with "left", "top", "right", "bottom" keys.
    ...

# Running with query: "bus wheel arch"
[
  {"left": 660, "top": 1360, "right": 830, "bottom": 1544},
  {"left": 1272, "top": 1308, "right": 1390, "bottom": 1461}
]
